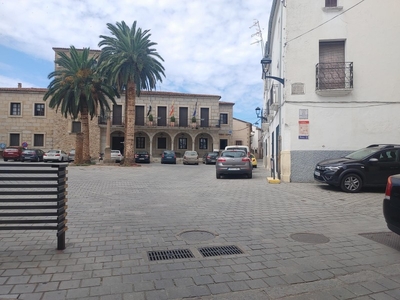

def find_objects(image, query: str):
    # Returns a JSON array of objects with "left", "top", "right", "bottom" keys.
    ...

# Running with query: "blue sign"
[
  {"left": 0, "top": 143, "right": 5, "bottom": 149},
  {"left": 22, "top": 142, "right": 28, "bottom": 148}
]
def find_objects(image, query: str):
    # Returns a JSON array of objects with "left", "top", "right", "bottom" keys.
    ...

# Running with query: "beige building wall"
[{"left": 231, "top": 118, "right": 252, "bottom": 149}]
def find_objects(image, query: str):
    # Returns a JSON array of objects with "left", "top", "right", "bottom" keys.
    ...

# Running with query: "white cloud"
[{"left": 0, "top": 0, "right": 271, "bottom": 122}]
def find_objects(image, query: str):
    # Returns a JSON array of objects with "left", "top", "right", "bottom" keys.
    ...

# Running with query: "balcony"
[
  {"left": 316, "top": 62, "right": 353, "bottom": 96},
  {"left": 98, "top": 116, "right": 223, "bottom": 130}
]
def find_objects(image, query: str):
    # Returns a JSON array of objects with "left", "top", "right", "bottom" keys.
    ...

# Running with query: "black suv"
[
  {"left": 383, "top": 175, "right": 400, "bottom": 235},
  {"left": 314, "top": 144, "right": 400, "bottom": 193}
]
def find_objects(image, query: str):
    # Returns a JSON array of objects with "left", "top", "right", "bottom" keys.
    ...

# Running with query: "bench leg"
[{"left": 57, "top": 232, "right": 66, "bottom": 250}]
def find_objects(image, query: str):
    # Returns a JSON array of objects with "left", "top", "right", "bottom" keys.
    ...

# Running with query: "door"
[
  {"left": 112, "top": 137, "right": 124, "bottom": 154},
  {"left": 113, "top": 105, "right": 123, "bottom": 125},
  {"left": 319, "top": 41, "right": 345, "bottom": 89},
  {"left": 135, "top": 106, "right": 145, "bottom": 125},
  {"left": 157, "top": 106, "right": 167, "bottom": 126},
  {"left": 200, "top": 108, "right": 209, "bottom": 127},
  {"left": 179, "top": 107, "right": 188, "bottom": 127}
]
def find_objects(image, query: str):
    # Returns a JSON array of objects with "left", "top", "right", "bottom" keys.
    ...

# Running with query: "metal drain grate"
[
  {"left": 359, "top": 232, "right": 400, "bottom": 251},
  {"left": 198, "top": 245, "right": 244, "bottom": 257},
  {"left": 147, "top": 249, "right": 194, "bottom": 261}
]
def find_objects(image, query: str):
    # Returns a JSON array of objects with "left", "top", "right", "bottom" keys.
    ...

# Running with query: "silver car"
[
  {"left": 183, "top": 151, "right": 199, "bottom": 165},
  {"left": 216, "top": 150, "right": 252, "bottom": 179},
  {"left": 43, "top": 149, "right": 69, "bottom": 162},
  {"left": 111, "top": 150, "right": 123, "bottom": 162}
]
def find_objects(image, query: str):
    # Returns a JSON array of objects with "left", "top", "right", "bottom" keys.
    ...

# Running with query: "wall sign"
[{"left": 299, "top": 120, "right": 309, "bottom": 139}]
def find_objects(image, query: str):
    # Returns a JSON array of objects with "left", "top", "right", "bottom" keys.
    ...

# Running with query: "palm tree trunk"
[
  {"left": 123, "top": 80, "right": 136, "bottom": 165},
  {"left": 81, "top": 105, "right": 91, "bottom": 164},
  {"left": 74, "top": 132, "right": 84, "bottom": 164}
]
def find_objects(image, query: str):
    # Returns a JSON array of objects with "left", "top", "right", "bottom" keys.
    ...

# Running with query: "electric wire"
[{"left": 285, "top": 0, "right": 367, "bottom": 45}]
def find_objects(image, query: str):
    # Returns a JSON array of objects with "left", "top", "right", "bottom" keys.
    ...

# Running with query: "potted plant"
[
  {"left": 170, "top": 115, "right": 175, "bottom": 126},
  {"left": 148, "top": 114, "right": 154, "bottom": 125}
]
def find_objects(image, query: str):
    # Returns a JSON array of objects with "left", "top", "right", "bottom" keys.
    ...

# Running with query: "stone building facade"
[{"left": 0, "top": 85, "right": 236, "bottom": 161}]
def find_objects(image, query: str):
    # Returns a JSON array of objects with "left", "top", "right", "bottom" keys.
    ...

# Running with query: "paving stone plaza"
[{"left": 1, "top": 162, "right": 400, "bottom": 299}]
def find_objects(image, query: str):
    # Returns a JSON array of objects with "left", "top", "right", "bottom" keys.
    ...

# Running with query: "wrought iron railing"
[
  {"left": 99, "top": 116, "right": 224, "bottom": 129},
  {"left": 316, "top": 62, "right": 353, "bottom": 90}
]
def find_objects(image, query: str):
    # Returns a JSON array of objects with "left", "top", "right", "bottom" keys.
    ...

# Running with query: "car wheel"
[
  {"left": 254, "top": 165, "right": 257, "bottom": 168},
  {"left": 341, "top": 173, "right": 362, "bottom": 193},
  {"left": 216, "top": 173, "right": 221, "bottom": 179},
  {"left": 21, "top": 159, "right": 25, "bottom": 162},
  {"left": 247, "top": 173, "right": 253, "bottom": 179},
  {"left": 3, "top": 158, "right": 7, "bottom": 162}
]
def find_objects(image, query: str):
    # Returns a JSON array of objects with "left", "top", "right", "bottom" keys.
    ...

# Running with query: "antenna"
[{"left": 250, "top": 19, "right": 264, "bottom": 57}]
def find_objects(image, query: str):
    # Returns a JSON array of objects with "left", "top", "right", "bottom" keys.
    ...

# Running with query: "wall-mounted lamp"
[
  {"left": 255, "top": 107, "right": 268, "bottom": 122},
  {"left": 261, "top": 56, "right": 285, "bottom": 85}
]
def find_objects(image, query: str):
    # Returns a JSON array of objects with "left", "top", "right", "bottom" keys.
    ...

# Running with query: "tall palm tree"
[
  {"left": 98, "top": 21, "right": 165, "bottom": 165},
  {"left": 44, "top": 46, "right": 118, "bottom": 164}
]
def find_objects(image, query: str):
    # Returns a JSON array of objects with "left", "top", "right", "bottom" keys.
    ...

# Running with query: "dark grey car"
[{"left": 215, "top": 150, "right": 252, "bottom": 179}]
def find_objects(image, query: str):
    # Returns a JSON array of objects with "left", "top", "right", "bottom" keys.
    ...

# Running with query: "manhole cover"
[
  {"left": 290, "top": 233, "right": 330, "bottom": 244},
  {"left": 179, "top": 230, "right": 216, "bottom": 241},
  {"left": 359, "top": 232, "right": 400, "bottom": 251}
]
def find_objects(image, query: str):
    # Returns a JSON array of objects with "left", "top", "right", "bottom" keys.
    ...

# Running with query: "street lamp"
[
  {"left": 261, "top": 56, "right": 285, "bottom": 85},
  {"left": 255, "top": 107, "right": 268, "bottom": 122}
]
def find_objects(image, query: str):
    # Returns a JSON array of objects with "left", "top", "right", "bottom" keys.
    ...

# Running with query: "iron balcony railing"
[
  {"left": 98, "top": 116, "right": 225, "bottom": 129},
  {"left": 316, "top": 62, "right": 353, "bottom": 90}
]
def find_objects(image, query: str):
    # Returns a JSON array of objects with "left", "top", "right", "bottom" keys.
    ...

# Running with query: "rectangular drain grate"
[
  {"left": 359, "top": 232, "right": 400, "bottom": 251},
  {"left": 198, "top": 245, "right": 244, "bottom": 257},
  {"left": 147, "top": 249, "right": 194, "bottom": 261}
]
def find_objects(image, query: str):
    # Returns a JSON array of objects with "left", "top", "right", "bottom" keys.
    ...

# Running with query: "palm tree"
[
  {"left": 98, "top": 21, "right": 165, "bottom": 165},
  {"left": 44, "top": 46, "right": 118, "bottom": 164}
]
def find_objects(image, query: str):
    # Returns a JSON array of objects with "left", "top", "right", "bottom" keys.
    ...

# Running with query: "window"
[
  {"left": 158, "top": 137, "right": 166, "bottom": 149},
  {"left": 9, "top": 133, "right": 20, "bottom": 146},
  {"left": 325, "top": 0, "right": 337, "bottom": 7},
  {"left": 34, "top": 103, "right": 45, "bottom": 116},
  {"left": 220, "top": 113, "right": 228, "bottom": 125},
  {"left": 34, "top": 134, "right": 44, "bottom": 147},
  {"left": 178, "top": 138, "right": 187, "bottom": 149},
  {"left": 71, "top": 121, "right": 81, "bottom": 133},
  {"left": 10, "top": 103, "right": 21, "bottom": 116},
  {"left": 136, "top": 137, "right": 145, "bottom": 149},
  {"left": 199, "top": 138, "right": 208, "bottom": 150},
  {"left": 317, "top": 41, "right": 346, "bottom": 90},
  {"left": 235, "top": 140, "right": 243, "bottom": 145}
]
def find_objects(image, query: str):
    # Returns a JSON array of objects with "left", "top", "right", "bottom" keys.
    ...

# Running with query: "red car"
[{"left": 3, "top": 146, "right": 24, "bottom": 161}]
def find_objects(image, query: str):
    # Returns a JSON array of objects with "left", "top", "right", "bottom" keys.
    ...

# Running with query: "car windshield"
[
  {"left": 23, "top": 150, "right": 35, "bottom": 154},
  {"left": 137, "top": 151, "right": 148, "bottom": 154},
  {"left": 222, "top": 151, "right": 246, "bottom": 158},
  {"left": 48, "top": 150, "right": 59, "bottom": 153},
  {"left": 185, "top": 151, "right": 197, "bottom": 155},
  {"left": 345, "top": 147, "right": 380, "bottom": 160}
]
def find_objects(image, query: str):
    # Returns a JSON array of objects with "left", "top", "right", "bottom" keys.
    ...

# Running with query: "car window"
[
  {"left": 48, "top": 150, "right": 59, "bottom": 153},
  {"left": 222, "top": 151, "right": 245, "bottom": 158},
  {"left": 345, "top": 148, "right": 380, "bottom": 160}
]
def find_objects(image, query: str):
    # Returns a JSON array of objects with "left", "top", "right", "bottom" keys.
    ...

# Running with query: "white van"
[{"left": 224, "top": 145, "right": 250, "bottom": 156}]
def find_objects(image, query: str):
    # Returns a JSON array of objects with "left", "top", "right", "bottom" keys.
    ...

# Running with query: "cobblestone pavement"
[{"left": 1, "top": 162, "right": 400, "bottom": 300}]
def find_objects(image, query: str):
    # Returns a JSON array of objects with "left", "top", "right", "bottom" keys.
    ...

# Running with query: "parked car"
[
  {"left": 225, "top": 145, "right": 250, "bottom": 157},
  {"left": 21, "top": 149, "right": 45, "bottom": 162},
  {"left": 111, "top": 150, "right": 123, "bottom": 163},
  {"left": 203, "top": 152, "right": 219, "bottom": 165},
  {"left": 161, "top": 150, "right": 176, "bottom": 164},
  {"left": 183, "top": 151, "right": 199, "bottom": 165},
  {"left": 3, "top": 146, "right": 24, "bottom": 161},
  {"left": 68, "top": 149, "right": 75, "bottom": 162},
  {"left": 250, "top": 154, "right": 257, "bottom": 168},
  {"left": 216, "top": 150, "right": 252, "bottom": 179},
  {"left": 314, "top": 144, "right": 400, "bottom": 193},
  {"left": 43, "top": 149, "right": 69, "bottom": 162},
  {"left": 135, "top": 150, "right": 150, "bottom": 163},
  {"left": 383, "top": 175, "right": 400, "bottom": 236}
]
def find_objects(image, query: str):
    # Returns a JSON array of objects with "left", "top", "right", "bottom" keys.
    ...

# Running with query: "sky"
[{"left": 0, "top": 0, "right": 272, "bottom": 124}]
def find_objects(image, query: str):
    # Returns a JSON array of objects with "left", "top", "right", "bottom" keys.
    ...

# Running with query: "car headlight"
[{"left": 325, "top": 166, "right": 342, "bottom": 171}]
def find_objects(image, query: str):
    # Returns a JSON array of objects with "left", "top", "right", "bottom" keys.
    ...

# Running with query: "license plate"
[
  {"left": 314, "top": 171, "right": 320, "bottom": 176},
  {"left": 229, "top": 168, "right": 240, "bottom": 171},
  {"left": 139, "top": 158, "right": 144, "bottom": 160}
]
